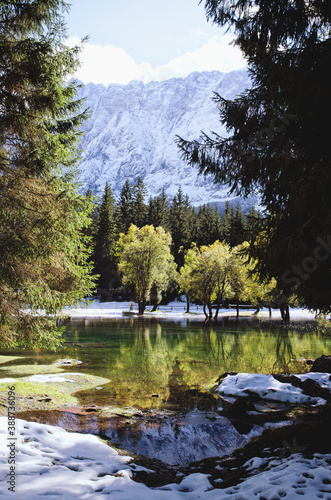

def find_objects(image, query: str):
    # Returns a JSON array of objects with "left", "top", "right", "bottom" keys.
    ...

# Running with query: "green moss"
[
  {"left": 0, "top": 356, "right": 26, "bottom": 365},
  {"left": 0, "top": 357, "right": 85, "bottom": 377},
  {"left": 0, "top": 364, "right": 64, "bottom": 377},
  {"left": 0, "top": 373, "right": 111, "bottom": 414}
]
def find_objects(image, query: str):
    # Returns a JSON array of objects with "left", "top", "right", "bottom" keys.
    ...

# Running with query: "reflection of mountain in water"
[
  {"left": 18, "top": 408, "right": 261, "bottom": 466},
  {"left": 105, "top": 412, "right": 259, "bottom": 466}
]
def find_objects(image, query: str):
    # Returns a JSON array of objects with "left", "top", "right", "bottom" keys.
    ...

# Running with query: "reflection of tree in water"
[
  {"left": 272, "top": 329, "right": 295, "bottom": 373},
  {"left": 166, "top": 359, "right": 218, "bottom": 412}
]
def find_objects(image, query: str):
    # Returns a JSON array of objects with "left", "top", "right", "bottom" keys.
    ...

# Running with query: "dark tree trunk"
[
  {"left": 151, "top": 302, "right": 158, "bottom": 312},
  {"left": 236, "top": 300, "right": 239, "bottom": 319},
  {"left": 280, "top": 303, "right": 290, "bottom": 324},
  {"left": 138, "top": 299, "right": 146, "bottom": 315},
  {"left": 268, "top": 306, "right": 272, "bottom": 318},
  {"left": 214, "top": 296, "right": 221, "bottom": 320},
  {"left": 208, "top": 301, "right": 213, "bottom": 320},
  {"left": 203, "top": 303, "right": 208, "bottom": 319},
  {"left": 186, "top": 295, "right": 190, "bottom": 313}
]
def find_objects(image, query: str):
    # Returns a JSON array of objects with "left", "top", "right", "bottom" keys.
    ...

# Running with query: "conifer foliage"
[
  {"left": 92, "top": 182, "right": 117, "bottom": 293},
  {"left": 178, "top": 0, "right": 331, "bottom": 312},
  {"left": 0, "top": 1, "right": 95, "bottom": 347}
]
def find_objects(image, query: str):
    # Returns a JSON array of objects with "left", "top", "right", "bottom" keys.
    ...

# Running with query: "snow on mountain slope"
[{"left": 76, "top": 69, "right": 252, "bottom": 206}]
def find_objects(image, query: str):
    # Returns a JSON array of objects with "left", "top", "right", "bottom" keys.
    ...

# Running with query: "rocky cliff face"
[{"left": 76, "top": 68, "right": 252, "bottom": 206}]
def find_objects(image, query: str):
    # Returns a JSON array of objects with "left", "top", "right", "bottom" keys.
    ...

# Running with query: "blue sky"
[{"left": 65, "top": 0, "right": 246, "bottom": 85}]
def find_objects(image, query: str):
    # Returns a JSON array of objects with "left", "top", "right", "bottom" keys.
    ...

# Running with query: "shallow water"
[
  {"left": 1, "top": 317, "right": 330, "bottom": 410},
  {"left": 3, "top": 316, "right": 330, "bottom": 465}
]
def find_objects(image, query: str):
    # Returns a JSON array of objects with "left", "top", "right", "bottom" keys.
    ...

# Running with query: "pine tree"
[
  {"left": 132, "top": 176, "right": 147, "bottom": 227},
  {"left": 245, "top": 206, "right": 262, "bottom": 242},
  {"left": 178, "top": 1, "right": 331, "bottom": 312},
  {"left": 146, "top": 191, "right": 170, "bottom": 230},
  {"left": 117, "top": 180, "right": 133, "bottom": 233},
  {"left": 169, "top": 187, "right": 192, "bottom": 266},
  {"left": 196, "top": 203, "right": 222, "bottom": 246},
  {"left": 92, "top": 182, "right": 118, "bottom": 293},
  {"left": 231, "top": 203, "right": 246, "bottom": 247},
  {"left": 0, "top": 0, "right": 95, "bottom": 348},
  {"left": 220, "top": 202, "right": 234, "bottom": 245}
]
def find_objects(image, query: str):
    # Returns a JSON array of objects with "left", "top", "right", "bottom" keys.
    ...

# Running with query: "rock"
[
  {"left": 216, "top": 372, "right": 238, "bottom": 384},
  {"left": 225, "top": 395, "right": 257, "bottom": 418},
  {"left": 300, "top": 378, "right": 331, "bottom": 401},
  {"left": 273, "top": 373, "right": 331, "bottom": 402},
  {"left": 310, "top": 355, "right": 331, "bottom": 373},
  {"left": 272, "top": 374, "right": 301, "bottom": 387}
]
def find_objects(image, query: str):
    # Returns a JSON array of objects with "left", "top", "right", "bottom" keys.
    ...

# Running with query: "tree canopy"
[
  {"left": 118, "top": 225, "right": 174, "bottom": 315},
  {"left": 0, "top": 0, "right": 95, "bottom": 348},
  {"left": 178, "top": 0, "right": 331, "bottom": 312},
  {"left": 179, "top": 241, "right": 253, "bottom": 320}
]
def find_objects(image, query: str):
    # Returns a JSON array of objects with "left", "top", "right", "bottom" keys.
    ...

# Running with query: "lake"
[
  {"left": 2, "top": 316, "right": 330, "bottom": 465},
  {"left": 2, "top": 316, "right": 330, "bottom": 410}
]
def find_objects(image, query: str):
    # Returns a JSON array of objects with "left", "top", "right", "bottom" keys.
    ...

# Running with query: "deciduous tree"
[{"left": 118, "top": 225, "right": 174, "bottom": 315}]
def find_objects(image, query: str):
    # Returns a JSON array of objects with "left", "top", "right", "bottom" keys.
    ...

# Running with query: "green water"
[{"left": 1, "top": 317, "right": 330, "bottom": 410}]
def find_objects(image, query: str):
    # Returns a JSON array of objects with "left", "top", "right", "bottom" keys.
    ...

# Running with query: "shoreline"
[{"left": 63, "top": 301, "right": 322, "bottom": 322}]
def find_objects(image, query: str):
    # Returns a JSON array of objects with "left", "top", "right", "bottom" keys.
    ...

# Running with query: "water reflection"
[
  {"left": 1, "top": 318, "right": 330, "bottom": 412},
  {"left": 18, "top": 409, "right": 259, "bottom": 466},
  {"left": 272, "top": 329, "right": 296, "bottom": 373},
  {"left": 6, "top": 318, "right": 330, "bottom": 467},
  {"left": 104, "top": 412, "right": 258, "bottom": 465}
]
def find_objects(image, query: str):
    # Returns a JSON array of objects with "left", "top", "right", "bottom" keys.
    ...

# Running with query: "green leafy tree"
[
  {"left": 92, "top": 182, "right": 118, "bottom": 294},
  {"left": 178, "top": 0, "right": 331, "bottom": 313},
  {"left": 149, "top": 259, "right": 177, "bottom": 311},
  {"left": 118, "top": 225, "right": 174, "bottom": 315},
  {"left": 228, "top": 244, "right": 253, "bottom": 318},
  {"left": 177, "top": 245, "right": 200, "bottom": 313},
  {"left": 0, "top": 0, "right": 95, "bottom": 348},
  {"left": 179, "top": 241, "right": 233, "bottom": 320}
]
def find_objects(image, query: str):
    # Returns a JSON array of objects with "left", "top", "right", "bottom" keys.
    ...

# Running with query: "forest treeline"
[{"left": 88, "top": 178, "right": 287, "bottom": 318}]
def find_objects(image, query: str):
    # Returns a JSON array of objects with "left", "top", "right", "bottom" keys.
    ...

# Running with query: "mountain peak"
[{"left": 77, "top": 68, "right": 252, "bottom": 207}]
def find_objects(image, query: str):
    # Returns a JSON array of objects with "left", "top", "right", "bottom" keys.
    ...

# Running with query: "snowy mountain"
[{"left": 76, "top": 68, "right": 253, "bottom": 207}]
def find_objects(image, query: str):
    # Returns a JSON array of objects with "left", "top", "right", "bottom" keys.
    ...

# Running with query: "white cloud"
[{"left": 67, "top": 35, "right": 246, "bottom": 86}]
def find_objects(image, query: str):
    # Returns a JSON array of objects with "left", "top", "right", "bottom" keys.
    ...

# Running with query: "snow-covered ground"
[
  {"left": 216, "top": 372, "right": 331, "bottom": 405},
  {"left": 63, "top": 300, "right": 319, "bottom": 321},
  {"left": 1, "top": 302, "right": 329, "bottom": 497},
  {"left": 1, "top": 417, "right": 331, "bottom": 499}
]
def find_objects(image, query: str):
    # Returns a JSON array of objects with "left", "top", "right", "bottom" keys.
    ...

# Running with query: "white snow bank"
[
  {"left": 63, "top": 300, "right": 318, "bottom": 321},
  {"left": 298, "top": 372, "right": 331, "bottom": 391},
  {"left": 218, "top": 453, "right": 331, "bottom": 499},
  {"left": 216, "top": 373, "right": 329, "bottom": 404},
  {"left": 0, "top": 373, "right": 86, "bottom": 385},
  {"left": 0, "top": 417, "right": 181, "bottom": 500},
  {"left": 1, "top": 417, "right": 331, "bottom": 499},
  {"left": 24, "top": 374, "right": 76, "bottom": 383}
]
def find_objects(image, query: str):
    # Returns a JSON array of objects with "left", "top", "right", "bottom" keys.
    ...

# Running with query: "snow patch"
[
  {"left": 1, "top": 418, "right": 331, "bottom": 499},
  {"left": 216, "top": 373, "right": 329, "bottom": 404}
]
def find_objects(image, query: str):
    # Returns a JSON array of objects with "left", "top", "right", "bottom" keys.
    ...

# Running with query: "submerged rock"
[{"left": 310, "top": 355, "right": 331, "bottom": 373}]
